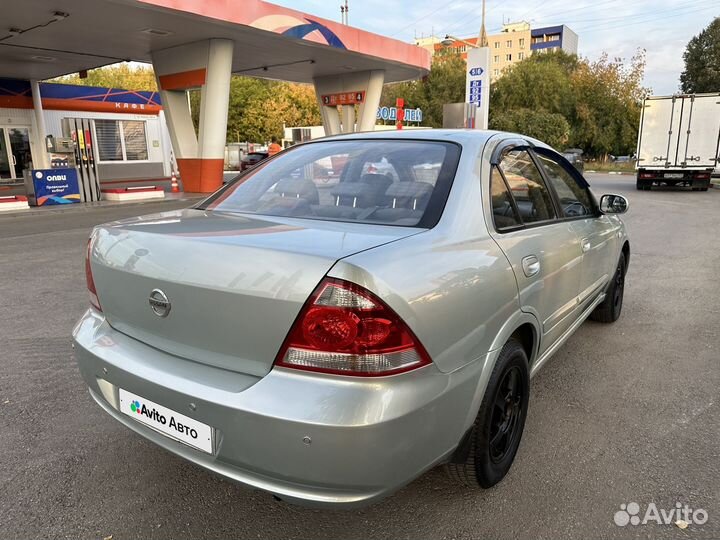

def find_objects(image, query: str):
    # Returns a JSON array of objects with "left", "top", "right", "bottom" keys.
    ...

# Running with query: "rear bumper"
[
  {"left": 73, "top": 309, "right": 483, "bottom": 508},
  {"left": 637, "top": 169, "right": 712, "bottom": 184}
]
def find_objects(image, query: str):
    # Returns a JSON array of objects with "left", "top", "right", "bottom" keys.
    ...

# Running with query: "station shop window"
[{"left": 95, "top": 119, "right": 148, "bottom": 161}]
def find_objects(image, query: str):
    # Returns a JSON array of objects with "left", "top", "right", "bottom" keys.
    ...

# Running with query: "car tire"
[
  {"left": 446, "top": 339, "right": 529, "bottom": 488},
  {"left": 590, "top": 252, "right": 626, "bottom": 323}
]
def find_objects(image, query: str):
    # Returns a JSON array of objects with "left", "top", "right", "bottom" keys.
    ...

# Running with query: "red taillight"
[
  {"left": 639, "top": 172, "right": 656, "bottom": 179},
  {"left": 694, "top": 172, "right": 711, "bottom": 180},
  {"left": 85, "top": 237, "right": 102, "bottom": 312},
  {"left": 274, "top": 278, "right": 432, "bottom": 376}
]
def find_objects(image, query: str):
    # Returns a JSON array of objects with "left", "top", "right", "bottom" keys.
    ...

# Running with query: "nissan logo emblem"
[{"left": 148, "top": 289, "right": 171, "bottom": 317}]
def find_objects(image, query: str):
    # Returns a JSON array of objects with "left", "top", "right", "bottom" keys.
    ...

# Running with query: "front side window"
[
  {"left": 498, "top": 149, "right": 556, "bottom": 224},
  {"left": 203, "top": 140, "right": 460, "bottom": 228},
  {"left": 536, "top": 153, "right": 593, "bottom": 217},
  {"left": 94, "top": 119, "right": 148, "bottom": 161}
]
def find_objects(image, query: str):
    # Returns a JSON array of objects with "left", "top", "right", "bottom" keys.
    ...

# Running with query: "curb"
[
  {"left": 585, "top": 170, "right": 634, "bottom": 176},
  {"left": 0, "top": 195, "right": 204, "bottom": 219}
]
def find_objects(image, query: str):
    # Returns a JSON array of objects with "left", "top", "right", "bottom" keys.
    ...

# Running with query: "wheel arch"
[
  {"left": 488, "top": 311, "right": 541, "bottom": 365},
  {"left": 459, "top": 312, "right": 540, "bottom": 434},
  {"left": 452, "top": 315, "right": 537, "bottom": 467},
  {"left": 621, "top": 240, "right": 630, "bottom": 270}
]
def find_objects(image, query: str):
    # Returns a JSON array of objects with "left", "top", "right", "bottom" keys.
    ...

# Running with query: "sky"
[{"left": 273, "top": 0, "right": 719, "bottom": 94}]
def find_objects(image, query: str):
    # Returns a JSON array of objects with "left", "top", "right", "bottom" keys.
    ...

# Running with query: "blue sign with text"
[{"left": 32, "top": 168, "right": 81, "bottom": 206}]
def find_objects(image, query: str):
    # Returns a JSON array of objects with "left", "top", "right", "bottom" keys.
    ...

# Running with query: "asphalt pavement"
[{"left": 1, "top": 175, "right": 718, "bottom": 539}]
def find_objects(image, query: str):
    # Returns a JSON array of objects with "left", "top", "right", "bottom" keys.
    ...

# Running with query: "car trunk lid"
[{"left": 90, "top": 208, "right": 419, "bottom": 377}]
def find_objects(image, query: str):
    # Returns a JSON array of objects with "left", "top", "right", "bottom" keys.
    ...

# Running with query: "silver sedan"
[{"left": 74, "top": 130, "right": 630, "bottom": 507}]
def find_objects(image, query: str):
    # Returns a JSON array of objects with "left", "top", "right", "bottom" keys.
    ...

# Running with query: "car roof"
[
  {"left": 320, "top": 129, "right": 499, "bottom": 144},
  {"left": 318, "top": 129, "right": 552, "bottom": 152}
]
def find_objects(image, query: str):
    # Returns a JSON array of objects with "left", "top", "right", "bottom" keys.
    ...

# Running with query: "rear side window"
[
  {"left": 202, "top": 140, "right": 461, "bottom": 227},
  {"left": 490, "top": 168, "right": 521, "bottom": 230},
  {"left": 498, "top": 149, "right": 556, "bottom": 223},
  {"left": 536, "top": 154, "right": 593, "bottom": 217}
]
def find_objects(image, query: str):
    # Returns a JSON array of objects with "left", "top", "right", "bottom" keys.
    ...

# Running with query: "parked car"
[
  {"left": 240, "top": 151, "right": 269, "bottom": 171},
  {"left": 74, "top": 130, "right": 630, "bottom": 508},
  {"left": 562, "top": 148, "right": 584, "bottom": 173}
]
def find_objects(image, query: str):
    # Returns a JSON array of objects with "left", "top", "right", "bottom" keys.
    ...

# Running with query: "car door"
[
  {"left": 534, "top": 149, "right": 619, "bottom": 308},
  {"left": 487, "top": 144, "right": 584, "bottom": 355}
]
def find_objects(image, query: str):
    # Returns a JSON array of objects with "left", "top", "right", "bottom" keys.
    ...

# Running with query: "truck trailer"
[{"left": 636, "top": 93, "right": 720, "bottom": 191}]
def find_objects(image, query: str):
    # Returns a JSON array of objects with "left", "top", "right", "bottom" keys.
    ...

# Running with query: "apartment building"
[{"left": 415, "top": 21, "right": 578, "bottom": 79}]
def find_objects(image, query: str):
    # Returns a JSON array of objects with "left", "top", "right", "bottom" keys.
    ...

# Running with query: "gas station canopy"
[
  {"left": 0, "top": 0, "right": 429, "bottom": 83},
  {"left": 1, "top": 0, "right": 431, "bottom": 194}
]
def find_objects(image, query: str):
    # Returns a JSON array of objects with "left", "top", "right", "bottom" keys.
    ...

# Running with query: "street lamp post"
[{"left": 441, "top": 35, "right": 478, "bottom": 49}]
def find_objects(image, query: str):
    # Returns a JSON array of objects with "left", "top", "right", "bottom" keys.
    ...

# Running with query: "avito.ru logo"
[
  {"left": 130, "top": 399, "right": 167, "bottom": 424},
  {"left": 614, "top": 502, "right": 708, "bottom": 527},
  {"left": 129, "top": 399, "right": 199, "bottom": 440}
]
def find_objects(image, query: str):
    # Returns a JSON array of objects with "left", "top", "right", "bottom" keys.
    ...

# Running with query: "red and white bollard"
[{"left": 170, "top": 172, "right": 180, "bottom": 193}]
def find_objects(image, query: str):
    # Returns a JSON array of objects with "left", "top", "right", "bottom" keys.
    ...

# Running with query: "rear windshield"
[{"left": 201, "top": 140, "right": 461, "bottom": 227}]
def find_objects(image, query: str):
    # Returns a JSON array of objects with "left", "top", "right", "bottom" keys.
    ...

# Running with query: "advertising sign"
[
  {"left": 466, "top": 48, "right": 490, "bottom": 129},
  {"left": 376, "top": 106, "right": 423, "bottom": 122},
  {"left": 31, "top": 168, "right": 81, "bottom": 206}
]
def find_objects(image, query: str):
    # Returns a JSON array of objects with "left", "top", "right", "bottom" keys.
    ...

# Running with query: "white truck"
[{"left": 636, "top": 93, "right": 720, "bottom": 191}]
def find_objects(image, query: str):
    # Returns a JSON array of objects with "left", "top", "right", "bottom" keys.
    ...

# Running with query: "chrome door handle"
[
  {"left": 521, "top": 255, "right": 540, "bottom": 277},
  {"left": 581, "top": 238, "right": 591, "bottom": 253},
  {"left": 11, "top": 154, "right": 16, "bottom": 166}
]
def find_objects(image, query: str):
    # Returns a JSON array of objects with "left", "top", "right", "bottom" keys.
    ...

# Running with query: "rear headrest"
[
  {"left": 330, "top": 182, "right": 373, "bottom": 207},
  {"left": 360, "top": 174, "right": 393, "bottom": 189},
  {"left": 274, "top": 177, "right": 319, "bottom": 205},
  {"left": 385, "top": 181, "right": 434, "bottom": 210},
  {"left": 332, "top": 175, "right": 392, "bottom": 208}
]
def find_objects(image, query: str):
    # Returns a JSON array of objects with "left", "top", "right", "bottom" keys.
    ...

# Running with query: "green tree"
[
  {"left": 489, "top": 49, "right": 647, "bottom": 156},
  {"left": 489, "top": 108, "right": 570, "bottom": 148},
  {"left": 490, "top": 51, "right": 577, "bottom": 119},
  {"left": 381, "top": 51, "right": 466, "bottom": 127},
  {"left": 570, "top": 52, "right": 647, "bottom": 156},
  {"left": 55, "top": 64, "right": 321, "bottom": 143},
  {"left": 189, "top": 77, "right": 322, "bottom": 143},
  {"left": 52, "top": 63, "right": 157, "bottom": 91},
  {"left": 237, "top": 81, "right": 320, "bottom": 142},
  {"left": 680, "top": 17, "right": 720, "bottom": 93}
]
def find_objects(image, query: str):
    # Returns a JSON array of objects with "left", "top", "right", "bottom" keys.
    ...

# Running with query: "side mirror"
[{"left": 599, "top": 194, "right": 629, "bottom": 215}]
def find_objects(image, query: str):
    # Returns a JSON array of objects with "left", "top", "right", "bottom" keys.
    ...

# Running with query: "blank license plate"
[{"left": 119, "top": 388, "right": 213, "bottom": 453}]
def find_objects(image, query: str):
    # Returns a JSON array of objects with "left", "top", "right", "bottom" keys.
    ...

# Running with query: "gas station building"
[{"left": 0, "top": 0, "right": 430, "bottom": 202}]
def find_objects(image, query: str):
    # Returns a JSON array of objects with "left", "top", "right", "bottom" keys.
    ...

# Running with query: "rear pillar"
[
  {"left": 313, "top": 70, "right": 385, "bottom": 135},
  {"left": 152, "top": 39, "right": 233, "bottom": 193}
]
